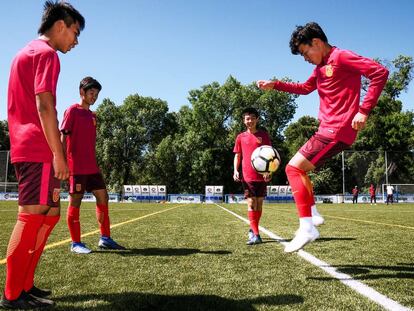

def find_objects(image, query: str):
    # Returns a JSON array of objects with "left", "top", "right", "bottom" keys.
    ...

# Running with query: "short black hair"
[
  {"left": 79, "top": 77, "right": 102, "bottom": 92},
  {"left": 38, "top": 1, "right": 85, "bottom": 35},
  {"left": 289, "top": 22, "right": 328, "bottom": 55},
  {"left": 242, "top": 107, "right": 259, "bottom": 118}
]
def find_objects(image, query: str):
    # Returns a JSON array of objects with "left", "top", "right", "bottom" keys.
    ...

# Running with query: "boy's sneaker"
[
  {"left": 285, "top": 226, "right": 319, "bottom": 253},
  {"left": 0, "top": 291, "right": 54, "bottom": 309},
  {"left": 27, "top": 285, "right": 51, "bottom": 298},
  {"left": 246, "top": 234, "right": 262, "bottom": 245},
  {"left": 98, "top": 237, "right": 126, "bottom": 250},
  {"left": 247, "top": 229, "right": 254, "bottom": 240},
  {"left": 71, "top": 242, "right": 92, "bottom": 254}
]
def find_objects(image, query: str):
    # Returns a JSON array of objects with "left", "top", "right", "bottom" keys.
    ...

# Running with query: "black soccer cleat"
[
  {"left": 0, "top": 291, "right": 54, "bottom": 309},
  {"left": 27, "top": 285, "right": 52, "bottom": 298}
]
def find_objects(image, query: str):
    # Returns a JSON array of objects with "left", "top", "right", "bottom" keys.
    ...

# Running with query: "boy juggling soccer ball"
[
  {"left": 61, "top": 77, "right": 125, "bottom": 254},
  {"left": 233, "top": 108, "right": 272, "bottom": 245},
  {"left": 257, "top": 22, "right": 388, "bottom": 253},
  {"left": 2, "top": 1, "right": 84, "bottom": 309}
]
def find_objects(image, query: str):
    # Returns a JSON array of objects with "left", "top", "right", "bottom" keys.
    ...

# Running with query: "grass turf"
[{"left": 0, "top": 201, "right": 413, "bottom": 310}]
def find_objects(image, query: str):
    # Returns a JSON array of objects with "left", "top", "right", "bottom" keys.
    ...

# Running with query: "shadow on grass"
[
  {"left": 308, "top": 263, "right": 414, "bottom": 281},
  {"left": 94, "top": 248, "right": 232, "bottom": 257},
  {"left": 281, "top": 237, "right": 355, "bottom": 243},
  {"left": 259, "top": 238, "right": 286, "bottom": 244},
  {"left": 54, "top": 292, "right": 304, "bottom": 310},
  {"left": 314, "top": 237, "right": 356, "bottom": 242}
]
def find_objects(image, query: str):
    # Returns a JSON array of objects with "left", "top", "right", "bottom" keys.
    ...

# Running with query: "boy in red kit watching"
[
  {"left": 257, "top": 22, "right": 388, "bottom": 253},
  {"left": 369, "top": 184, "right": 377, "bottom": 205},
  {"left": 1, "top": 1, "right": 84, "bottom": 309},
  {"left": 61, "top": 77, "right": 125, "bottom": 254},
  {"left": 233, "top": 108, "right": 272, "bottom": 245}
]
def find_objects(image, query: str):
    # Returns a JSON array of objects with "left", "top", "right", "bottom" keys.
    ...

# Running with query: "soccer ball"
[{"left": 251, "top": 145, "right": 281, "bottom": 174}]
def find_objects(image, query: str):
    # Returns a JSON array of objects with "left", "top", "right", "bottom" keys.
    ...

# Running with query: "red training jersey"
[
  {"left": 369, "top": 186, "right": 375, "bottom": 196},
  {"left": 233, "top": 130, "right": 271, "bottom": 182},
  {"left": 8, "top": 39, "right": 60, "bottom": 163},
  {"left": 273, "top": 47, "right": 389, "bottom": 145},
  {"left": 61, "top": 104, "right": 100, "bottom": 175}
]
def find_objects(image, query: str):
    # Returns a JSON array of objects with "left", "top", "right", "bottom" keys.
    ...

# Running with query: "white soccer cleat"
[
  {"left": 71, "top": 242, "right": 92, "bottom": 254},
  {"left": 312, "top": 215, "right": 325, "bottom": 226},
  {"left": 285, "top": 226, "right": 319, "bottom": 253}
]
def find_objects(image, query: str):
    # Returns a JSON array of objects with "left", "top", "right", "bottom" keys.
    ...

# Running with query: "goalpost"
[{"left": 381, "top": 184, "right": 414, "bottom": 203}]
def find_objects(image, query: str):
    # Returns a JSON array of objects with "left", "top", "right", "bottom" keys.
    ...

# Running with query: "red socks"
[
  {"left": 96, "top": 204, "right": 110, "bottom": 237},
  {"left": 5, "top": 213, "right": 45, "bottom": 300},
  {"left": 285, "top": 164, "right": 313, "bottom": 217},
  {"left": 69, "top": 204, "right": 111, "bottom": 240},
  {"left": 67, "top": 206, "right": 81, "bottom": 243},
  {"left": 248, "top": 210, "right": 262, "bottom": 235},
  {"left": 24, "top": 215, "right": 60, "bottom": 292}
]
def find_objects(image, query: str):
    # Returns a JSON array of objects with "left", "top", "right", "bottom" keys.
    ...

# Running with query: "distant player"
[
  {"left": 386, "top": 184, "right": 394, "bottom": 205},
  {"left": 233, "top": 108, "right": 272, "bottom": 245},
  {"left": 1, "top": 1, "right": 84, "bottom": 309},
  {"left": 352, "top": 186, "right": 359, "bottom": 204},
  {"left": 257, "top": 22, "right": 388, "bottom": 252},
  {"left": 369, "top": 184, "right": 376, "bottom": 205},
  {"left": 61, "top": 77, "right": 125, "bottom": 254}
]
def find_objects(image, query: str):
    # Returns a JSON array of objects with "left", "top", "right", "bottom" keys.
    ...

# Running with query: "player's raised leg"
[{"left": 284, "top": 156, "right": 319, "bottom": 253}]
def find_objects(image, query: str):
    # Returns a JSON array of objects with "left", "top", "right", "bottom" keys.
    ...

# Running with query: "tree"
[
  {"left": 284, "top": 116, "right": 318, "bottom": 159},
  {"left": 95, "top": 96, "right": 176, "bottom": 192},
  {"left": 0, "top": 120, "right": 10, "bottom": 151},
  {"left": 352, "top": 55, "right": 414, "bottom": 187}
]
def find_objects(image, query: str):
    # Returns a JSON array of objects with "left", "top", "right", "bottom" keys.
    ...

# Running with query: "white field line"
[{"left": 214, "top": 203, "right": 412, "bottom": 311}]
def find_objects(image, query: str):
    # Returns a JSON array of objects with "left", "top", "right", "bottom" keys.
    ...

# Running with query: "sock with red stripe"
[
  {"left": 285, "top": 164, "right": 313, "bottom": 217},
  {"left": 248, "top": 210, "right": 260, "bottom": 235},
  {"left": 24, "top": 215, "right": 60, "bottom": 292},
  {"left": 5, "top": 213, "right": 45, "bottom": 300},
  {"left": 96, "top": 204, "right": 110, "bottom": 237},
  {"left": 67, "top": 206, "right": 81, "bottom": 243}
]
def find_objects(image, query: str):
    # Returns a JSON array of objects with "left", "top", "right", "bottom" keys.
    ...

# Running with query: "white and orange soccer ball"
[{"left": 251, "top": 145, "right": 281, "bottom": 174}]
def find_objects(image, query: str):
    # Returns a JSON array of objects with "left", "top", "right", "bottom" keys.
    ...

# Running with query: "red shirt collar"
[{"left": 322, "top": 46, "right": 336, "bottom": 65}]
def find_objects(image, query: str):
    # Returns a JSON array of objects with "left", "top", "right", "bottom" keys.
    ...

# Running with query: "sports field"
[{"left": 0, "top": 202, "right": 413, "bottom": 310}]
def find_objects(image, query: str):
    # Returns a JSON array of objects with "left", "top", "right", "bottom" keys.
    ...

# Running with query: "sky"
[{"left": 1, "top": 0, "right": 413, "bottom": 123}]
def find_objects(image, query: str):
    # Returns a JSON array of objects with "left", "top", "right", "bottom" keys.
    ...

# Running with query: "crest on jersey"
[
  {"left": 256, "top": 137, "right": 263, "bottom": 144},
  {"left": 53, "top": 188, "right": 60, "bottom": 203},
  {"left": 325, "top": 64, "right": 333, "bottom": 77},
  {"left": 76, "top": 184, "right": 82, "bottom": 192}
]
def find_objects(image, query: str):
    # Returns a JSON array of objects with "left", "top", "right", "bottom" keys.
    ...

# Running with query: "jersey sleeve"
[
  {"left": 60, "top": 107, "right": 74, "bottom": 135},
  {"left": 233, "top": 135, "right": 242, "bottom": 153},
  {"left": 34, "top": 50, "right": 60, "bottom": 95},
  {"left": 273, "top": 70, "right": 317, "bottom": 95},
  {"left": 338, "top": 50, "right": 389, "bottom": 116}
]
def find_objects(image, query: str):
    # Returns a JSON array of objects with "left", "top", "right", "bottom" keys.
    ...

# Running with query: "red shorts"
[
  {"left": 14, "top": 162, "right": 61, "bottom": 207},
  {"left": 299, "top": 133, "right": 350, "bottom": 168},
  {"left": 69, "top": 173, "right": 106, "bottom": 194},
  {"left": 242, "top": 180, "right": 267, "bottom": 198}
]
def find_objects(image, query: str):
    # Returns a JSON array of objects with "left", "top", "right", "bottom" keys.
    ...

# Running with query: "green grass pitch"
[{"left": 0, "top": 201, "right": 413, "bottom": 310}]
